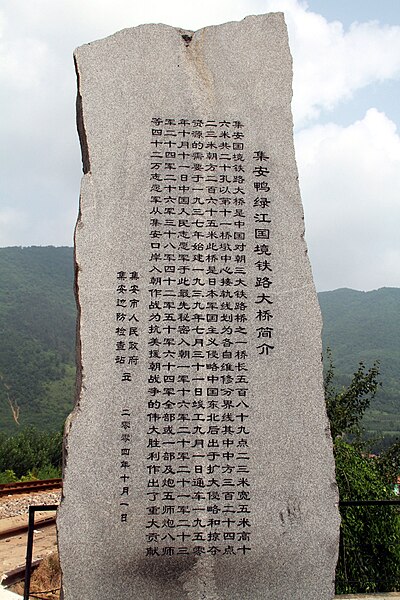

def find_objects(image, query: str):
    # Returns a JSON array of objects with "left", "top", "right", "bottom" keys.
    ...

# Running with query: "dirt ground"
[
  {"left": 0, "top": 514, "right": 58, "bottom": 578},
  {"left": 11, "top": 553, "right": 60, "bottom": 600}
]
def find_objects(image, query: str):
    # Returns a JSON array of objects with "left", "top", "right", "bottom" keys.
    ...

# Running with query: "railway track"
[
  {"left": 0, "top": 478, "right": 62, "bottom": 498},
  {"left": 0, "top": 514, "right": 57, "bottom": 542},
  {"left": 0, "top": 506, "right": 59, "bottom": 593}
]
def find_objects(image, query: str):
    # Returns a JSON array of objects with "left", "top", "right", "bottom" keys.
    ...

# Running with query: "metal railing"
[{"left": 24, "top": 504, "right": 59, "bottom": 600}]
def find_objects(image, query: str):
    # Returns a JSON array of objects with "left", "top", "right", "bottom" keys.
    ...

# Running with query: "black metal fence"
[{"left": 24, "top": 504, "right": 59, "bottom": 600}]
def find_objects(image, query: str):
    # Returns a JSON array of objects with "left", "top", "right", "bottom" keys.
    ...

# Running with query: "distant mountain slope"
[
  {"left": 319, "top": 287, "right": 400, "bottom": 438},
  {"left": 0, "top": 247, "right": 398, "bottom": 440},
  {"left": 0, "top": 247, "right": 75, "bottom": 432}
]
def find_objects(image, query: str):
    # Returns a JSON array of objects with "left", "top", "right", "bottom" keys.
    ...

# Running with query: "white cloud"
[
  {"left": 296, "top": 109, "right": 400, "bottom": 290},
  {"left": 0, "top": 208, "right": 28, "bottom": 246},
  {"left": 0, "top": 0, "right": 266, "bottom": 48},
  {"left": 264, "top": 0, "right": 400, "bottom": 124},
  {"left": 0, "top": 208, "right": 20, "bottom": 226},
  {"left": 0, "top": 36, "right": 51, "bottom": 90}
]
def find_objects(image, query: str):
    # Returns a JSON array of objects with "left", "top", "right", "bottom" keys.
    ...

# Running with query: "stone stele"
[{"left": 58, "top": 13, "right": 340, "bottom": 600}]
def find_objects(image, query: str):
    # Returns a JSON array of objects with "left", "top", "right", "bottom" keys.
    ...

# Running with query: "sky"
[{"left": 0, "top": 0, "right": 399, "bottom": 292}]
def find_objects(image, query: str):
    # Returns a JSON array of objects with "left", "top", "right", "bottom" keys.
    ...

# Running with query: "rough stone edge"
[
  {"left": 57, "top": 51, "right": 90, "bottom": 600},
  {"left": 72, "top": 13, "right": 284, "bottom": 56},
  {"left": 73, "top": 55, "right": 91, "bottom": 175}
]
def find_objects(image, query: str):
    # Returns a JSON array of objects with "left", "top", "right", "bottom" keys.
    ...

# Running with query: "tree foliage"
[
  {"left": 320, "top": 287, "right": 400, "bottom": 440},
  {"left": 335, "top": 439, "right": 400, "bottom": 593},
  {"left": 325, "top": 349, "right": 380, "bottom": 440},
  {"left": 325, "top": 352, "right": 400, "bottom": 594},
  {"left": 0, "top": 426, "right": 62, "bottom": 479},
  {"left": 0, "top": 246, "right": 76, "bottom": 433}
]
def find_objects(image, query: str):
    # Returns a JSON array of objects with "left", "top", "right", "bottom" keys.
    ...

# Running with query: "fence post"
[{"left": 23, "top": 506, "right": 35, "bottom": 600}]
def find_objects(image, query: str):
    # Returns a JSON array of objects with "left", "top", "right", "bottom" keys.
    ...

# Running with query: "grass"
[{"left": 12, "top": 552, "right": 61, "bottom": 599}]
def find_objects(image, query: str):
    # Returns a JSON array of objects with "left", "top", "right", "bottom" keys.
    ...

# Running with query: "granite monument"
[{"left": 58, "top": 13, "right": 340, "bottom": 599}]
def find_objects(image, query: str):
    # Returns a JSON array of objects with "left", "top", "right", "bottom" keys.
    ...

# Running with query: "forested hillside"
[
  {"left": 0, "top": 247, "right": 398, "bottom": 442},
  {"left": 0, "top": 247, "right": 75, "bottom": 432},
  {"left": 319, "top": 287, "right": 400, "bottom": 444}
]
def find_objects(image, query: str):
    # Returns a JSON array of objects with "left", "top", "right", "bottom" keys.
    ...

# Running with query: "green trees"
[
  {"left": 0, "top": 426, "right": 62, "bottom": 481},
  {"left": 326, "top": 354, "right": 400, "bottom": 594},
  {"left": 0, "top": 246, "right": 76, "bottom": 434},
  {"left": 325, "top": 353, "right": 380, "bottom": 441},
  {"left": 335, "top": 440, "right": 400, "bottom": 593},
  {"left": 319, "top": 287, "right": 400, "bottom": 440}
]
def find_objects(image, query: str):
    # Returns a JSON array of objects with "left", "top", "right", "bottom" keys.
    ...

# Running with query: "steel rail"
[
  {"left": 0, "top": 514, "right": 57, "bottom": 542},
  {"left": 0, "top": 478, "right": 62, "bottom": 498}
]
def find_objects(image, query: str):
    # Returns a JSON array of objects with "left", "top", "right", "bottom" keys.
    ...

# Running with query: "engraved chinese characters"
[
  {"left": 116, "top": 134, "right": 274, "bottom": 536},
  {"left": 145, "top": 117, "right": 253, "bottom": 559},
  {"left": 114, "top": 270, "right": 141, "bottom": 522},
  {"left": 59, "top": 14, "right": 340, "bottom": 600}
]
